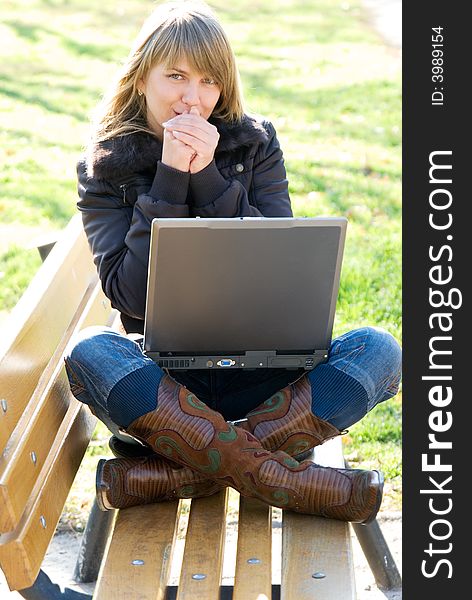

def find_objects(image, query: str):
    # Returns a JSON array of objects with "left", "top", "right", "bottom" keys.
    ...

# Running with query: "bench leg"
[
  {"left": 352, "top": 519, "right": 402, "bottom": 591},
  {"left": 343, "top": 458, "right": 401, "bottom": 590},
  {"left": 73, "top": 498, "right": 117, "bottom": 583},
  {"left": 18, "top": 569, "right": 91, "bottom": 600}
]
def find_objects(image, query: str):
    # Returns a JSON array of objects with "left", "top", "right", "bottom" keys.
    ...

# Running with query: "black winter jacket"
[{"left": 77, "top": 114, "right": 292, "bottom": 333}]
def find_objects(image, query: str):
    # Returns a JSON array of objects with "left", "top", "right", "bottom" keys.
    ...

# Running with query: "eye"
[
  {"left": 203, "top": 77, "right": 218, "bottom": 86},
  {"left": 168, "top": 73, "right": 184, "bottom": 80}
]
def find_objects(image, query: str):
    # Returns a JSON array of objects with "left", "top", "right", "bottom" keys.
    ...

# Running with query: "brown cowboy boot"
[
  {"left": 237, "top": 375, "right": 342, "bottom": 457},
  {"left": 115, "top": 374, "right": 382, "bottom": 523},
  {"left": 96, "top": 376, "right": 318, "bottom": 510},
  {"left": 96, "top": 374, "right": 359, "bottom": 512},
  {"left": 95, "top": 375, "right": 337, "bottom": 510},
  {"left": 96, "top": 455, "right": 223, "bottom": 510},
  {"left": 96, "top": 451, "right": 382, "bottom": 522}
]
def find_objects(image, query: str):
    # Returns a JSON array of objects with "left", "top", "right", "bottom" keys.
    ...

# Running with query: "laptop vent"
[{"left": 157, "top": 359, "right": 191, "bottom": 369}]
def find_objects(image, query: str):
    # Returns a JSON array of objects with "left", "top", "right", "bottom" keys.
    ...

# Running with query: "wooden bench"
[{"left": 1, "top": 214, "right": 380, "bottom": 599}]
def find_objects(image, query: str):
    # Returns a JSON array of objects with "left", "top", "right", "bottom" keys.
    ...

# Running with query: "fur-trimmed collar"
[{"left": 86, "top": 114, "right": 268, "bottom": 180}]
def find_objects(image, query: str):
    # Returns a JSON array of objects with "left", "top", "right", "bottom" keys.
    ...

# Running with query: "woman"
[{"left": 66, "top": 0, "right": 402, "bottom": 522}]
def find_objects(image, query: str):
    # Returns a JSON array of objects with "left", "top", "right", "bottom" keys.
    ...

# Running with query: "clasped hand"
[{"left": 162, "top": 107, "right": 220, "bottom": 174}]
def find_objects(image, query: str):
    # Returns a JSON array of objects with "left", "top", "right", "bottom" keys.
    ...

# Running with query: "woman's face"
[{"left": 141, "top": 59, "right": 221, "bottom": 138}]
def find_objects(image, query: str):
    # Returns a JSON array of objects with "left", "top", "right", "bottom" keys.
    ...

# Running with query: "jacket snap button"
[{"left": 235, "top": 163, "right": 244, "bottom": 173}]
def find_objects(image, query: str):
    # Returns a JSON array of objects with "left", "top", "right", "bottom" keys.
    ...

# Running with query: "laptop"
[{"left": 143, "top": 217, "right": 347, "bottom": 370}]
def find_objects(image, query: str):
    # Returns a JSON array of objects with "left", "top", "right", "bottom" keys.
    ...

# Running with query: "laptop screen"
[{"left": 144, "top": 217, "right": 346, "bottom": 369}]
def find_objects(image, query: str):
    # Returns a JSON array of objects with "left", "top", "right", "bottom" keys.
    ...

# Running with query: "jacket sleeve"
[
  {"left": 189, "top": 120, "right": 293, "bottom": 217},
  {"left": 77, "top": 160, "right": 190, "bottom": 320}
]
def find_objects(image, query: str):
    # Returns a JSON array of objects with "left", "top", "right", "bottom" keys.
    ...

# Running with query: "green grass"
[
  {"left": 0, "top": 0, "right": 402, "bottom": 519},
  {"left": 0, "top": 244, "right": 42, "bottom": 308}
]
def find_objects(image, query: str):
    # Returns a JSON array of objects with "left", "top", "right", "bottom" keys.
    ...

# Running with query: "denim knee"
[
  {"left": 328, "top": 326, "right": 402, "bottom": 410},
  {"left": 64, "top": 325, "right": 153, "bottom": 413},
  {"left": 360, "top": 326, "right": 402, "bottom": 408},
  {"left": 66, "top": 326, "right": 121, "bottom": 365},
  {"left": 374, "top": 326, "right": 401, "bottom": 387}
]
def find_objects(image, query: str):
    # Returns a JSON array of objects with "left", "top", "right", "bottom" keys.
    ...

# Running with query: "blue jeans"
[{"left": 65, "top": 326, "right": 401, "bottom": 441}]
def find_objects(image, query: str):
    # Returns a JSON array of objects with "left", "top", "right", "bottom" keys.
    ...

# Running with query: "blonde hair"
[{"left": 93, "top": 1, "right": 245, "bottom": 142}]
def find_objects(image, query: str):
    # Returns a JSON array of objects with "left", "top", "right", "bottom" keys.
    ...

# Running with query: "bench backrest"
[{"left": 0, "top": 215, "right": 116, "bottom": 591}]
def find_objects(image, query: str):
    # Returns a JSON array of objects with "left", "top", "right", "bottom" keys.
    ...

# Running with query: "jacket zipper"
[{"left": 119, "top": 183, "right": 128, "bottom": 204}]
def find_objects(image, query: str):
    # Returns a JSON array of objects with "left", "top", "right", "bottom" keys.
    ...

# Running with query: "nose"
[{"left": 182, "top": 82, "right": 200, "bottom": 108}]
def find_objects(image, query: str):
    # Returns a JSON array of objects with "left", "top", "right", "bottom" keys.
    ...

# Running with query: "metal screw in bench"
[
  {"left": 132, "top": 560, "right": 145, "bottom": 566},
  {"left": 40, "top": 516, "right": 47, "bottom": 529},
  {"left": 247, "top": 558, "right": 261, "bottom": 565},
  {"left": 31, "top": 451, "right": 37, "bottom": 465},
  {"left": 1, "top": 399, "right": 7, "bottom": 412},
  {"left": 312, "top": 572, "right": 326, "bottom": 579},
  {"left": 191, "top": 574, "right": 207, "bottom": 580}
]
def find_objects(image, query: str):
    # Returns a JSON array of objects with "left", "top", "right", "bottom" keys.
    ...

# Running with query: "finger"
[
  {"left": 189, "top": 106, "right": 201, "bottom": 117},
  {"left": 166, "top": 116, "right": 218, "bottom": 140},
  {"left": 165, "top": 129, "right": 185, "bottom": 145},
  {"left": 171, "top": 130, "right": 208, "bottom": 153},
  {"left": 163, "top": 120, "right": 210, "bottom": 138},
  {"left": 164, "top": 129, "right": 195, "bottom": 153},
  {"left": 163, "top": 113, "right": 209, "bottom": 130},
  {"left": 165, "top": 123, "right": 215, "bottom": 146}
]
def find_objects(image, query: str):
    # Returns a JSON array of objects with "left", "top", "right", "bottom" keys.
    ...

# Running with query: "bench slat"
[
  {"left": 0, "top": 215, "right": 97, "bottom": 452},
  {"left": 282, "top": 513, "right": 355, "bottom": 599},
  {"left": 177, "top": 489, "right": 228, "bottom": 599},
  {"left": 233, "top": 496, "right": 272, "bottom": 600},
  {"left": 0, "top": 368, "right": 72, "bottom": 533},
  {"left": 0, "top": 403, "right": 96, "bottom": 591},
  {"left": 93, "top": 501, "right": 181, "bottom": 600},
  {"left": 0, "top": 283, "right": 114, "bottom": 534},
  {"left": 281, "top": 438, "right": 356, "bottom": 599}
]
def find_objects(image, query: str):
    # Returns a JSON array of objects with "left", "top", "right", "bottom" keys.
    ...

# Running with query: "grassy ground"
[{"left": 0, "top": 0, "right": 402, "bottom": 522}]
